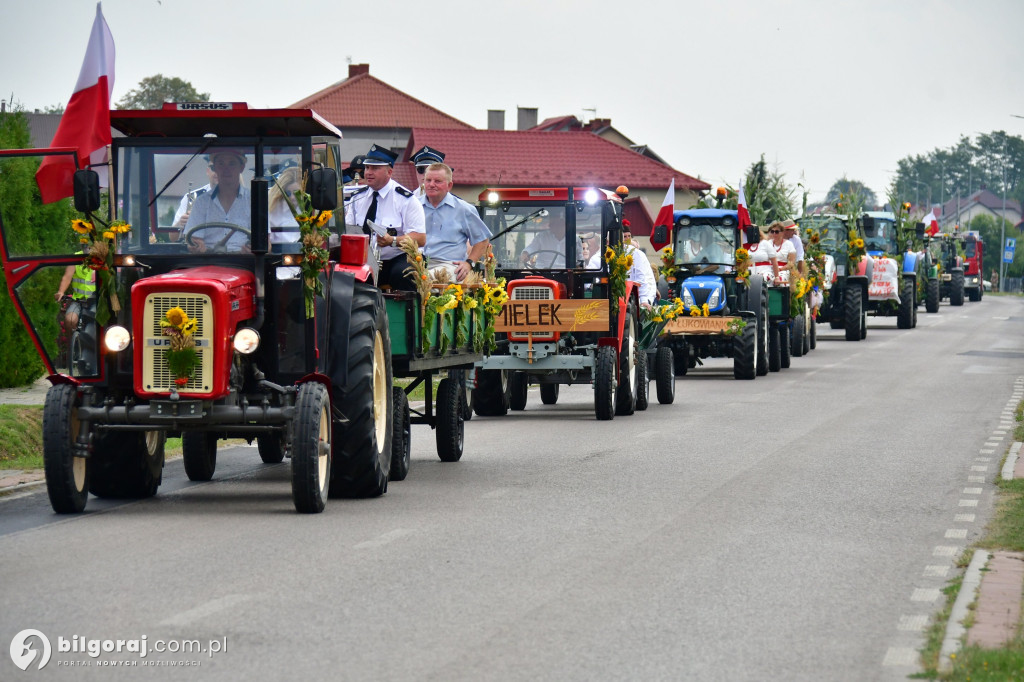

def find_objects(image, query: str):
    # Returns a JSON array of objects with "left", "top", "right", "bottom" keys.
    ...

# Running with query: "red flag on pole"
[
  {"left": 737, "top": 182, "right": 752, "bottom": 233},
  {"left": 36, "top": 3, "right": 115, "bottom": 204},
  {"left": 923, "top": 208, "right": 940, "bottom": 236},
  {"left": 649, "top": 178, "right": 675, "bottom": 251}
]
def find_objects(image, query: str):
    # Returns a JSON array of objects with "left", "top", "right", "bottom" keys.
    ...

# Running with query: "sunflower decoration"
[
  {"left": 159, "top": 306, "right": 201, "bottom": 387},
  {"left": 688, "top": 302, "right": 711, "bottom": 317},
  {"left": 658, "top": 247, "right": 677, "bottom": 281},
  {"left": 605, "top": 241, "right": 631, "bottom": 301},
  {"left": 68, "top": 216, "right": 131, "bottom": 326},
  {"left": 276, "top": 173, "right": 333, "bottom": 318},
  {"left": 847, "top": 229, "right": 867, "bottom": 266},
  {"left": 735, "top": 247, "right": 752, "bottom": 284}
]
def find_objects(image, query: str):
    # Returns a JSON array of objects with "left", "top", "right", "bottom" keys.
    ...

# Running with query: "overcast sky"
[{"left": 4, "top": 0, "right": 1024, "bottom": 205}]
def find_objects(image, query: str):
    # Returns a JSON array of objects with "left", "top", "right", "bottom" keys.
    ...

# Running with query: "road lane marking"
[
  {"left": 924, "top": 565, "right": 950, "bottom": 578},
  {"left": 911, "top": 588, "right": 941, "bottom": 602},
  {"left": 945, "top": 529, "right": 968, "bottom": 539},
  {"left": 353, "top": 528, "right": 414, "bottom": 549},
  {"left": 883, "top": 647, "right": 918, "bottom": 666},
  {"left": 956, "top": 513, "right": 975, "bottom": 522},
  {"left": 159, "top": 594, "right": 252, "bottom": 628},
  {"left": 959, "top": 499, "right": 979, "bottom": 507},
  {"left": 934, "top": 546, "right": 960, "bottom": 557},
  {"left": 898, "top": 615, "right": 929, "bottom": 631},
  {"left": 962, "top": 488, "right": 982, "bottom": 495}
]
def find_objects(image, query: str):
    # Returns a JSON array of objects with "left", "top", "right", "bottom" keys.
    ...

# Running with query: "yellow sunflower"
[
  {"left": 71, "top": 219, "right": 93, "bottom": 234},
  {"left": 181, "top": 318, "right": 198, "bottom": 336},
  {"left": 165, "top": 307, "right": 187, "bottom": 328}
]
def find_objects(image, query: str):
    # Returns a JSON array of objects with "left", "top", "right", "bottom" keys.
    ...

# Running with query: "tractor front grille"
[
  {"left": 511, "top": 286, "right": 554, "bottom": 301},
  {"left": 142, "top": 293, "right": 214, "bottom": 393}
]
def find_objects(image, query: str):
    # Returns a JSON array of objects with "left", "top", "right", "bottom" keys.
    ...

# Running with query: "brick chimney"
[{"left": 348, "top": 64, "right": 370, "bottom": 78}]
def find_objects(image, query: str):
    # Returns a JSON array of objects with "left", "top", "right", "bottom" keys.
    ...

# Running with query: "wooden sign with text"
[
  {"left": 494, "top": 299, "right": 610, "bottom": 333},
  {"left": 663, "top": 316, "right": 736, "bottom": 335}
]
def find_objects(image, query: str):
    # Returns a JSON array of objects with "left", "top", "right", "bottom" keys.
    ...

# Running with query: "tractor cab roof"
[
  {"left": 478, "top": 187, "right": 620, "bottom": 203},
  {"left": 110, "top": 103, "right": 342, "bottom": 139},
  {"left": 674, "top": 208, "right": 737, "bottom": 222}
]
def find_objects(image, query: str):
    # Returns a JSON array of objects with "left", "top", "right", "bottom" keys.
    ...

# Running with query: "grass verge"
[
  {"left": 915, "top": 398, "right": 1024, "bottom": 680},
  {"left": 0, "top": 406, "right": 43, "bottom": 470}
]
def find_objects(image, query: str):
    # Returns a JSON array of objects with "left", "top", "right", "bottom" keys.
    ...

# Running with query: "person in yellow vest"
[{"left": 55, "top": 259, "right": 96, "bottom": 330}]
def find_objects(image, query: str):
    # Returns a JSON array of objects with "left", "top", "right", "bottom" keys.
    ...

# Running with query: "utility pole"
[{"left": 1001, "top": 166, "right": 1008, "bottom": 289}]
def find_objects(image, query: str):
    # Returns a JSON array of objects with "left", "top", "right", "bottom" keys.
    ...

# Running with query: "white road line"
[
  {"left": 945, "top": 529, "right": 968, "bottom": 539},
  {"left": 933, "top": 546, "right": 960, "bottom": 557},
  {"left": 883, "top": 647, "right": 918, "bottom": 666},
  {"left": 897, "top": 615, "right": 929, "bottom": 631},
  {"left": 959, "top": 499, "right": 979, "bottom": 507},
  {"left": 971, "top": 465, "right": 988, "bottom": 472},
  {"left": 962, "top": 488, "right": 982, "bottom": 495},
  {"left": 924, "top": 565, "right": 950, "bottom": 578},
  {"left": 353, "top": 528, "right": 414, "bottom": 549},
  {"left": 911, "top": 588, "right": 941, "bottom": 602},
  {"left": 159, "top": 594, "right": 252, "bottom": 628},
  {"left": 955, "top": 513, "right": 976, "bottom": 522}
]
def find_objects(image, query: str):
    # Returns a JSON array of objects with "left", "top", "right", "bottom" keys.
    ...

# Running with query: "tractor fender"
[{"left": 903, "top": 251, "right": 920, "bottom": 275}]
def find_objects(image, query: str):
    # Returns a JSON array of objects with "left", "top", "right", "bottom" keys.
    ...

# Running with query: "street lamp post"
[{"left": 1001, "top": 166, "right": 1007, "bottom": 290}]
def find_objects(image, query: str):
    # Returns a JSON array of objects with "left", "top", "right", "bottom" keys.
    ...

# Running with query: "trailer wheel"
[
  {"left": 90, "top": 431, "right": 165, "bottom": 499},
  {"left": 449, "top": 369, "right": 472, "bottom": 422},
  {"left": 897, "top": 278, "right": 915, "bottom": 329},
  {"left": 802, "top": 309, "right": 811, "bottom": 355},
  {"left": 473, "top": 369, "right": 509, "bottom": 416},
  {"left": 329, "top": 283, "right": 393, "bottom": 498},
  {"left": 844, "top": 285, "right": 862, "bottom": 341},
  {"left": 436, "top": 377, "right": 464, "bottom": 462},
  {"left": 257, "top": 432, "right": 286, "bottom": 464},
  {"left": 951, "top": 271, "right": 965, "bottom": 305},
  {"left": 925, "top": 277, "right": 940, "bottom": 313},
  {"left": 291, "top": 382, "right": 331, "bottom": 513},
  {"left": 655, "top": 345, "right": 676, "bottom": 403},
  {"left": 780, "top": 323, "right": 791, "bottom": 369},
  {"left": 182, "top": 432, "right": 217, "bottom": 481},
  {"left": 594, "top": 345, "right": 616, "bottom": 421},
  {"left": 734, "top": 318, "right": 757, "bottom": 380},
  {"left": 389, "top": 387, "right": 411, "bottom": 481},
  {"left": 540, "top": 383, "right": 559, "bottom": 405},
  {"left": 42, "top": 383, "right": 89, "bottom": 513},
  {"left": 635, "top": 351, "right": 649, "bottom": 411},
  {"left": 509, "top": 371, "right": 528, "bottom": 411},
  {"left": 615, "top": 308, "right": 638, "bottom": 416},
  {"left": 768, "top": 324, "right": 781, "bottom": 372},
  {"left": 792, "top": 314, "right": 805, "bottom": 358},
  {"left": 809, "top": 317, "right": 817, "bottom": 349},
  {"left": 754, "top": 284, "right": 769, "bottom": 376}
]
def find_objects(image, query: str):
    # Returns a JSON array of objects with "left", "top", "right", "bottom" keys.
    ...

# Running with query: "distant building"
[{"left": 937, "top": 189, "right": 1022, "bottom": 231}]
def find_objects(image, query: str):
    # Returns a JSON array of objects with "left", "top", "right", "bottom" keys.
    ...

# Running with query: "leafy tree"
[
  {"left": 117, "top": 74, "right": 209, "bottom": 110},
  {"left": 741, "top": 155, "right": 797, "bottom": 225},
  {"left": 824, "top": 177, "right": 878, "bottom": 210}
]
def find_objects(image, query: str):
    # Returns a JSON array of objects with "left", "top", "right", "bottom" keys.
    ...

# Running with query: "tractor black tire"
[
  {"left": 473, "top": 369, "right": 509, "bottom": 416},
  {"left": 780, "top": 323, "right": 791, "bottom": 369},
  {"left": 635, "top": 351, "right": 649, "bottom": 411},
  {"left": 752, "top": 280, "right": 769, "bottom": 376},
  {"left": 733, "top": 317, "right": 757, "bottom": 380},
  {"left": 951, "top": 271, "right": 965, "bottom": 306},
  {"left": 509, "top": 371, "right": 528, "bottom": 411},
  {"left": 42, "top": 383, "right": 89, "bottom": 513},
  {"left": 89, "top": 431, "right": 165, "bottom": 499},
  {"left": 182, "top": 432, "right": 217, "bottom": 482},
  {"left": 925, "top": 278, "right": 940, "bottom": 313},
  {"left": 328, "top": 283, "right": 393, "bottom": 498},
  {"left": 435, "top": 377, "right": 464, "bottom": 463},
  {"left": 449, "top": 369, "right": 472, "bottom": 422},
  {"left": 810, "top": 317, "right": 817, "bottom": 349},
  {"left": 829, "top": 319, "right": 844, "bottom": 330},
  {"left": 768, "top": 325, "right": 781, "bottom": 372},
  {"left": 673, "top": 343, "right": 689, "bottom": 376},
  {"left": 540, "top": 383, "right": 560, "bottom": 405},
  {"left": 257, "top": 432, "right": 286, "bottom": 464},
  {"left": 389, "top": 387, "right": 411, "bottom": 481},
  {"left": 655, "top": 345, "right": 676, "bottom": 403},
  {"left": 844, "top": 285, "right": 862, "bottom": 341},
  {"left": 614, "top": 307, "right": 639, "bottom": 416},
  {"left": 897, "top": 278, "right": 914, "bottom": 329},
  {"left": 594, "top": 345, "right": 616, "bottom": 420},
  {"left": 291, "top": 381, "right": 331, "bottom": 513},
  {"left": 792, "top": 315, "right": 805, "bottom": 358}
]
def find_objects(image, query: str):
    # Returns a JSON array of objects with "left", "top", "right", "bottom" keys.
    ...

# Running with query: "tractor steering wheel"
[
  {"left": 523, "top": 249, "right": 563, "bottom": 269},
  {"left": 182, "top": 222, "right": 252, "bottom": 253}
]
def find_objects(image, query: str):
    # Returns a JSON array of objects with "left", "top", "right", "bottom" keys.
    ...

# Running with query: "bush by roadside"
[{"left": 0, "top": 405, "right": 43, "bottom": 469}]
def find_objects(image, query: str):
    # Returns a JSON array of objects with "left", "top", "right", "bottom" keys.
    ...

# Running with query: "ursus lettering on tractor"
[
  {"left": 0, "top": 104, "right": 394, "bottom": 514},
  {"left": 471, "top": 186, "right": 667, "bottom": 420},
  {"left": 652, "top": 209, "right": 767, "bottom": 380}
]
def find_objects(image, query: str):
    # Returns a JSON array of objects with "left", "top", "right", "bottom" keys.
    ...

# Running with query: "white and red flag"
[
  {"left": 922, "top": 207, "right": 940, "bottom": 236},
  {"left": 736, "top": 182, "right": 752, "bottom": 232},
  {"left": 649, "top": 178, "right": 675, "bottom": 251},
  {"left": 36, "top": 3, "right": 115, "bottom": 204}
]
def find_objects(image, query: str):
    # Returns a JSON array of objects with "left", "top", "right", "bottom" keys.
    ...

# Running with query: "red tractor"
[{"left": 962, "top": 231, "right": 985, "bottom": 301}]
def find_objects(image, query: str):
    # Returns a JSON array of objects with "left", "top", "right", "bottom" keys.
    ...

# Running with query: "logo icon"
[{"left": 10, "top": 629, "right": 51, "bottom": 671}]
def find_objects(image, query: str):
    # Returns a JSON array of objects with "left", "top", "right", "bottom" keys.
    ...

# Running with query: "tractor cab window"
[
  {"left": 864, "top": 218, "right": 896, "bottom": 253},
  {"left": 482, "top": 204, "right": 581, "bottom": 270},
  {"left": 676, "top": 222, "right": 735, "bottom": 267}
]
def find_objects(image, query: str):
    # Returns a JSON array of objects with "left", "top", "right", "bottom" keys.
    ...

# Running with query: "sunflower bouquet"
[
  {"left": 278, "top": 174, "right": 333, "bottom": 318},
  {"left": 70, "top": 217, "right": 131, "bottom": 326},
  {"left": 604, "top": 242, "right": 633, "bottom": 301},
  {"left": 643, "top": 297, "right": 685, "bottom": 324},
  {"left": 847, "top": 229, "right": 867, "bottom": 266},
  {"left": 658, "top": 247, "right": 677, "bottom": 282},
  {"left": 159, "top": 306, "right": 200, "bottom": 387},
  {"left": 734, "top": 247, "right": 752, "bottom": 284}
]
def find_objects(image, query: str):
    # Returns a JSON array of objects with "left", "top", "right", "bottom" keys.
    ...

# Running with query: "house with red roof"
[{"left": 937, "top": 188, "right": 1022, "bottom": 232}]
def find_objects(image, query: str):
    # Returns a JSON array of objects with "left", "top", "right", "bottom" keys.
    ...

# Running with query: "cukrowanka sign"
[
  {"left": 662, "top": 316, "right": 736, "bottom": 334},
  {"left": 494, "top": 300, "right": 610, "bottom": 333}
]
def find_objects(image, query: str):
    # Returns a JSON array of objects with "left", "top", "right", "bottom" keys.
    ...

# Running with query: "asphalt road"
[{"left": 1, "top": 295, "right": 1022, "bottom": 681}]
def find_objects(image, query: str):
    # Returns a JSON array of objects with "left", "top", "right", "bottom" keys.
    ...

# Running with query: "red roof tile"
[
  {"left": 402, "top": 128, "right": 709, "bottom": 191},
  {"left": 290, "top": 71, "right": 473, "bottom": 130}
]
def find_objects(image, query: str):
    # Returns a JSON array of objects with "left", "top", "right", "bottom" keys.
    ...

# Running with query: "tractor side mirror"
[
  {"left": 915, "top": 222, "right": 926, "bottom": 239},
  {"left": 308, "top": 168, "right": 338, "bottom": 211},
  {"left": 73, "top": 169, "right": 101, "bottom": 213},
  {"left": 861, "top": 215, "right": 876, "bottom": 234},
  {"left": 652, "top": 224, "right": 668, "bottom": 245}
]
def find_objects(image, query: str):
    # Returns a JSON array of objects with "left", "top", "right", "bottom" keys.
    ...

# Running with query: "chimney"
[
  {"left": 487, "top": 109, "right": 505, "bottom": 131},
  {"left": 517, "top": 107, "right": 538, "bottom": 131},
  {"left": 348, "top": 64, "right": 370, "bottom": 78}
]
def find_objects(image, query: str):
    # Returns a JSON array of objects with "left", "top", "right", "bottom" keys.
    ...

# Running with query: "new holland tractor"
[{"left": 652, "top": 209, "right": 767, "bottom": 380}]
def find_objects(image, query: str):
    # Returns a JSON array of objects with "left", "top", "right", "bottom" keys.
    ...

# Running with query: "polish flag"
[
  {"left": 649, "top": 178, "right": 675, "bottom": 251},
  {"left": 737, "top": 182, "right": 752, "bottom": 233},
  {"left": 922, "top": 207, "right": 940, "bottom": 236},
  {"left": 36, "top": 3, "right": 115, "bottom": 204}
]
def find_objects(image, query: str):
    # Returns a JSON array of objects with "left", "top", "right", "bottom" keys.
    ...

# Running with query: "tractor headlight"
[
  {"left": 682, "top": 288, "right": 695, "bottom": 307},
  {"left": 103, "top": 325, "right": 131, "bottom": 352},
  {"left": 708, "top": 288, "right": 721, "bottom": 308},
  {"left": 233, "top": 328, "right": 260, "bottom": 355},
  {"left": 583, "top": 189, "right": 599, "bottom": 204},
  {"left": 487, "top": 192, "right": 500, "bottom": 205}
]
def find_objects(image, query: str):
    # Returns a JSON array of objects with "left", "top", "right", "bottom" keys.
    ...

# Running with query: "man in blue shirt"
[
  {"left": 184, "top": 149, "right": 251, "bottom": 252},
  {"left": 420, "top": 163, "right": 491, "bottom": 281}
]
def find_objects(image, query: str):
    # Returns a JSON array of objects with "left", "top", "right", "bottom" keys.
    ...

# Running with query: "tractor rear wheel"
[
  {"left": 540, "top": 383, "right": 559, "bottom": 405},
  {"left": 768, "top": 324, "right": 781, "bottom": 372},
  {"left": 509, "top": 371, "right": 528, "bottom": 411},
  {"left": 844, "top": 285, "right": 862, "bottom": 341},
  {"left": 42, "top": 383, "right": 89, "bottom": 513},
  {"left": 809, "top": 316, "right": 817, "bottom": 349},
  {"left": 614, "top": 308, "right": 638, "bottom": 416},
  {"left": 182, "top": 432, "right": 217, "bottom": 481},
  {"left": 328, "top": 283, "right": 393, "bottom": 498},
  {"left": 90, "top": 431, "right": 165, "bottom": 499},
  {"left": 389, "top": 387, "right": 411, "bottom": 481},
  {"left": 897, "top": 278, "right": 914, "bottom": 329},
  {"left": 733, "top": 318, "right": 757, "bottom": 380},
  {"left": 594, "top": 345, "right": 616, "bottom": 420},
  {"left": 257, "top": 432, "right": 286, "bottom": 464},
  {"left": 951, "top": 271, "right": 965, "bottom": 305},
  {"left": 473, "top": 369, "right": 509, "bottom": 416},
  {"left": 655, "top": 345, "right": 676, "bottom": 403},
  {"left": 925, "top": 277, "right": 940, "bottom": 313}
]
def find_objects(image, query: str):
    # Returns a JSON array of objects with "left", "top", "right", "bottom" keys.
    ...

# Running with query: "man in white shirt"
[
  {"left": 184, "top": 149, "right": 251, "bottom": 252},
  {"left": 622, "top": 227, "right": 657, "bottom": 306},
  {"left": 781, "top": 219, "right": 806, "bottom": 277}
]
